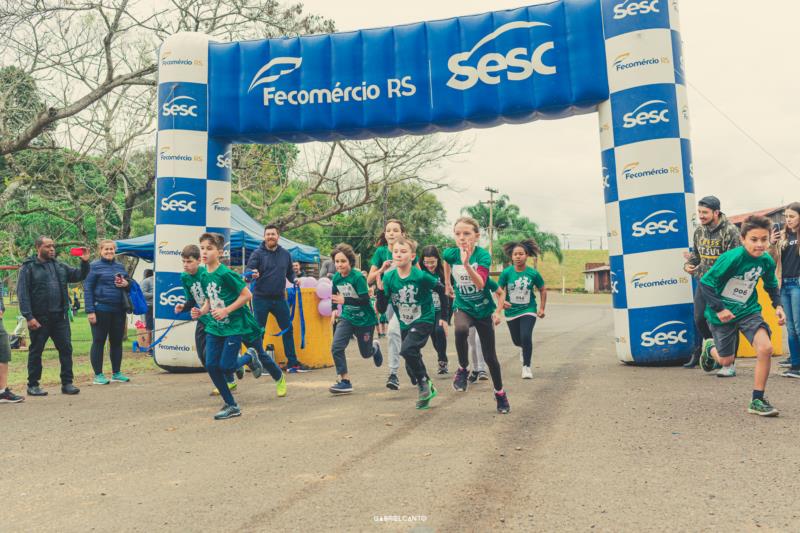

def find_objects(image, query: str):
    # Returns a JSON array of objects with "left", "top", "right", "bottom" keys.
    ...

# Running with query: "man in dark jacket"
[
  {"left": 682, "top": 196, "right": 741, "bottom": 368},
  {"left": 246, "top": 225, "right": 310, "bottom": 373},
  {"left": 17, "top": 236, "right": 90, "bottom": 395}
]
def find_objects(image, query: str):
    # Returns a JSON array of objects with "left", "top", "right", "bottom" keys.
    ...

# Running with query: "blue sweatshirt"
[
  {"left": 246, "top": 243, "right": 295, "bottom": 299},
  {"left": 84, "top": 258, "right": 128, "bottom": 313}
]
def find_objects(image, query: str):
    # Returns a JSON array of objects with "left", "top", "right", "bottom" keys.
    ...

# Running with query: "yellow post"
[
  {"left": 737, "top": 280, "right": 783, "bottom": 357},
  {"left": 263, "top": 288, "right": 334, "bottom": 368}
]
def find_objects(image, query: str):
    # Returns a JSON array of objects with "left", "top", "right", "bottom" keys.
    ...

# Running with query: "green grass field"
[
  {"left": 534, "top": 249, "right": 610, "bottom": 291},
  {"left": 1, "top": 303, "right": 159, "bottom": 388}
]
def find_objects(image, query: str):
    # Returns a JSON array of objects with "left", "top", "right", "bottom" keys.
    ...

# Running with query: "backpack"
[{"left": 127, "top": 280, "right": 149, "bottom": 315}]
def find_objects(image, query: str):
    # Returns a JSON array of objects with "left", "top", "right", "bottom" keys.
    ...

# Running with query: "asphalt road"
[{"left": 4, "top": 294, "right": 799, "bottom": 532}]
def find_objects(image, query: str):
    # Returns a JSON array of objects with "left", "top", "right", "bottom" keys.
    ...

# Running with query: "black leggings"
[
  {"left": 400, "top": 322, "right": 432, "bottom": 382},
  {"left": 431, "top": 311, "right": 448, "bottom": 363},
  {"left": 90, "top": 310, "right": 127, "bottom": 375},
  {"left": 507, "top": 315, "right": 536, "bottom": 366},
  {"left": 454, "top": 311, "right": 502, "bottom": 391}
]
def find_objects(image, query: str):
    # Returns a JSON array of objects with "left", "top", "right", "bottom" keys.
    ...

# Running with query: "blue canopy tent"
[{"left": 116, "top": 204, "right": 320, "bottom": 264}]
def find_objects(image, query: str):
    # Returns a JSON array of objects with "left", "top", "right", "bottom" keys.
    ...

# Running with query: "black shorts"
[{"left": 709, "top": 313, "right": 771, "bottom": 357}]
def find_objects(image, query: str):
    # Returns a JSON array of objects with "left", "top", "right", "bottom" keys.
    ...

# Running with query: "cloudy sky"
[{"left": 291, "top": 0, "right": 800, "bottom": 248}]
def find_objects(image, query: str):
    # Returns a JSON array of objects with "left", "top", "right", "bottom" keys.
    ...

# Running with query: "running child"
[
  {"left": 376, "top": 237, "right": 443, "bottom": 409},
  {"left": 468, "top": 277, "right": 502, "bottom": 384},
  {"left": 495, "top": 239, "right": 546, "bottom": 380},
  {"left": 443, "top": 217, "right": 510, "bottom": 414},
  {"left": 699, "top": 215, "right": 786, "bottom": 416},
  {"left": 421, "top": 246, "right": 451, "bottom": 375},
  {"left": 328, "top": 244, "right": 384, "bottom": 394}
]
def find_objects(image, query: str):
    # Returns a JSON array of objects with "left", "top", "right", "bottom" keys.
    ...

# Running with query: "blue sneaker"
[
  {"left": 329, "top": 380, "right": 353, "bottom": 394},
  {"left": 247, "top": 348, "right": 264, "bottom": 379},
  {"left": 214, "top": 404, "right": 241, "bottom": 420},
  {"left": 287, "top": 363, "right": 312, "bottom": 373},
  {"left": 372, "top": 341, "right": 383, "bottom": 368}
]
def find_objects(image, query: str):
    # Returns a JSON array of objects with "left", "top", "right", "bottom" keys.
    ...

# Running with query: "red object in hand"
[{"left": 70, "top": 247, "right": 87, "bottom": 257}]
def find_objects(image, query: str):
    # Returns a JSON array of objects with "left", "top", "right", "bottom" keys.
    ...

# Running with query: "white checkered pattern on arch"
[{"left": 598, "top": 0, "right": 697, "bottom": 363}]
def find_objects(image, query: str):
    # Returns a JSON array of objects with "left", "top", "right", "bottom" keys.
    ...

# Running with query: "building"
[
  {"left": 583, "top": 263, "right": 611, "bottom": 293},
  {"left": 728, "top": 205, "right": 785, "bottom": 228}
]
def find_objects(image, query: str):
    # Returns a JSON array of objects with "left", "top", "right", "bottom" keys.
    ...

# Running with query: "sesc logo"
[
  {"left": 248, "top": 57, "right": 303, "bottom": 93},
  {"left": 613, "top": 0, "right": 660, "bottom": 20},
  {"left": 161, "top": 96, "right": 199, "bottom": 117},
  {"left": 631, "top": 209, "right": 678, "bottom": 237},
  {"left": 159, "top": 286, "right": 186, "bottom": 307},
  {"left": 602, "top": 167, "right": 610, "bottom": 189},
  {"left": 640, "top": 320, "right": 687, "bottom": 347},
  {"left": 623, "top": 100, "right": 669, "bottom": 129},
  {"left": 216, "top": 150, "right": 232, "bottom": 169},
  {"left": 446, "top": 21, "right": 556, "bottom": 91},
  {"left": 610, "top": 271, "right": 619, "bottom": 294},
  {"left": 161, "top": 191, "right": 198, "bottom": 213}
]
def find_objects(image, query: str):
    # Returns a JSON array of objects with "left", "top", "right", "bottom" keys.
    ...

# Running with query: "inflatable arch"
[{"left": 154, "top": 0, "right": 695, "bottom": 369}]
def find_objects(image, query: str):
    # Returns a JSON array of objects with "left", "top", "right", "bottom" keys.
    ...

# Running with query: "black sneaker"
[
  {"left": 0, "top": 388, "right": 24, "bottom": 403},
  {"left": 235, "top": 366, "right": 245, "bottom": 380},
  {"left": 453, "top": 368, "right": 469, "bottom": 392},
  {"left": 386, "top": 373, "right": 400, "bottom": 390},
  {"left": 27, "top": 385, "right": 48, "bottom": 396},
  {"left": 372, "top": 341, "right": 383, "bottom": 368},
  {"left": 61, "top": 383, "right": 80, "bottom": 395},
  {"left": 782, "top": 369, "right": 800, "bottom": 379},
  {"left": 213, "top": 404, "right": 242, "bottom": 420},
  {"left": 495, "top": 391, "right": 511, "bottom": 414},
  {"left": 779, "top": 358, "right": 793, "bottom": 368},
  {"left": 437, "top": 361, "right": 449, "bottom": 375},
  {"left": 467, "top": 370, "right": 480, "bottom": 384},
  {"left": 246, "top": 348, "right": 264, "bottom": 379}
]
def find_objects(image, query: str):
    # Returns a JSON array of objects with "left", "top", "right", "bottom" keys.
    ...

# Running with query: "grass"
[
  {"left": 534, "top": 249, "right": 610, "bottom": 291},
  {"left": 2, "top": 303, "right": 159, "bottom": 388}
]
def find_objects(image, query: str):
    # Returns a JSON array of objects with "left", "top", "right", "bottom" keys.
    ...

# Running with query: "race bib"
[
  {"left": 509, "top": 287, "right": 531, "bottom": 305},
  {"left": 398, "top": 303, "right": 421, "bottom": 325},
  {"left": 432, "top": 292, "right": 441, "bottom": 308},
  {"left": 721, "top": 278, "right": 756, "bottom": 304}
]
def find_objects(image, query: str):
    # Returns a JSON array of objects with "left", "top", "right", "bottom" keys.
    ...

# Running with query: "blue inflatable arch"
[{"left": 155, "top": 0, "right": 695, "bottom": 369}]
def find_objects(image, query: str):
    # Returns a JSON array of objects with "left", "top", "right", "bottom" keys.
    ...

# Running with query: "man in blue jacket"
[
  {"left": 17, "top": 236, "right": 90, "bottom": 396},
  {"left": 246, "top": 225, "right": 311, "bottom": 373}
]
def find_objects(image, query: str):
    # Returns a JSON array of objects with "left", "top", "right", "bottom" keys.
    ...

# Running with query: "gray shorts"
[
  {"left": 0, "top": 319, "right": 11, "bottom": 363},
  {"left": 709, "top": 313, "right": 771, "bottom": 357}
]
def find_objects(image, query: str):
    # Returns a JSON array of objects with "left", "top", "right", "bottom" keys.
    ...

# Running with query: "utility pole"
[{"left": 484, "top": 187, "right": 499, "bottom": 261}]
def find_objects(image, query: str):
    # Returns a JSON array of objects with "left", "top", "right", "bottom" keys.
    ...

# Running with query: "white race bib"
[
  {"left": 509, "top": 287, "right": 531, "bottom": 305},
  {"left": 398, "top": 303, "right": 421, "bottom": 325},
  {"left": 721, "top": 278, "right": 756, "bottom": 304}
]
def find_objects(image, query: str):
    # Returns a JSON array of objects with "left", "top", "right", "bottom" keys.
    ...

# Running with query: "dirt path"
[{"left": 3, "top": 297, "right": 799, "bottom": 532}]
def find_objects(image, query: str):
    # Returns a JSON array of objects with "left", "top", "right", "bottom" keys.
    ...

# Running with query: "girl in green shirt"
[{"left": 495, "top": 239, "right": 546, "bottom": 380}]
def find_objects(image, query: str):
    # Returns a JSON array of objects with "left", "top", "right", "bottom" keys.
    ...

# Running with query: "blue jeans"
[
  {"left": 205, "top": 334, "right": 253, "bottom": 407},
  {"left": 253, "top": 297, "right": 298, "bottom": 367},
  {"left": 781, "top": 279, "right": 800, "bottom": 369}
]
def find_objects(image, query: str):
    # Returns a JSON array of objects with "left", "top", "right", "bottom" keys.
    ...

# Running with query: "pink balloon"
[
  {"left": 315, "top": 282, "right": 332, "bottom": 299},
  {"left": 299, "top": 276, "right": 318, "bottom": 288},
  {"left": 317, "top": 298, "right": 332, "bottom": 317},
  {"left": 317, "top": 277, "right": 332, "bottom": 286}
]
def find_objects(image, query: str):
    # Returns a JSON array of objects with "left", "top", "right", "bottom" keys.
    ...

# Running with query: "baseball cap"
[{"left": 698, "top": 196, "right": 721, "bottom": 211}]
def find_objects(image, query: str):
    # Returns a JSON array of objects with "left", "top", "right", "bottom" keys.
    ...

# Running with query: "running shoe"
[
  {"left": 437, "top": 361, "right": 449, "bottom": 375},
  {"left": 236, "top": 367, "right": 245, "bottom": 380},
  {"left": 477, "top": 370, "right": 489, "bottom": 381},
  {"left": 210, "top": 381, "right": 238, "bottom": 396},
  {"left": 416, "top": 380, "right": 438, "bottom": 410},
  {"left": 782, "top": 369, "right": 800, "bottom": 379},
  {"left": 778, "top": 358, "right": 792, "bottom": 368},
  {"left": 386, "top": 373, "right": 400, "bottom": 390},
  {"left": 287, "top": 363, "right": 312, "bottom": 373},
  {"left": 93, "top": 373, "right": 110, "bottom": 385},
  {"left": 748, "top": 398, "right": 779, "bottom": 417},
  {"left": 214, "top": 404, "right": 241, "bottom": 420},
  {"left": 521, "top": 366, "right": 533, "bottom": 379},
  {"left": 110, "top": 372, "right": 130, "bottom": 383},
  {"left": 372, "top": 341, "right": 384, "bottom": 368},
  {"left": 453, "top": 367, "right": 469, "bottom": 392},
  {"left": 467, "top": 370, "right": 480, "bottom": 384},
  {"left": 276, "top": 374, "right": 287, "bottom": 397},
  {"left": 495, "top": 391, "right": 511, "bottom": 414},
  {"left": 0, "top": 388, "right": 24, "bottom": 403},
  {"left": 246, "top": 348, "right": 264, "bottom": 379},
  {"left": 329, "top": 380, "right": 353, "bottom": 394},
  {"left": 700, "top": 338, "right": 717, "bottom": 373},
  {"left": 716, "top": 364, "right": 736, "bottom": 378}
]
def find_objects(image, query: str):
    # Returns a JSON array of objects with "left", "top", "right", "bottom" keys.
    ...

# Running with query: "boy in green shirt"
[{"left": 699, "top": 216, "right": 786, "bottom": 416}]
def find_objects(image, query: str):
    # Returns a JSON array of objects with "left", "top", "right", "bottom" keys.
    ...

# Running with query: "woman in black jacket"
[{"left": 84, "top": 240, "right": 131, "bottom": 385}]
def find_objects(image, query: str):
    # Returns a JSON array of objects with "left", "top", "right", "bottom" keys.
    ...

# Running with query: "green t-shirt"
[
  {"left": 498, "top": 266, "right": 545, "bottom": 319},
  {"left": 370, "top": 245, "right": 418, "bottom": 271},
  {"left": 333, "top": 269, "right": 377, "bottom": 328},
  {"left": 382, "top": 267, "right": 438, "bottom": 330},
  {"left": 442, "top": 246, "right": 496, "bottom": 319},
  {"left": 701, "top": 247, "right": 779, "bottom": 325},
  {"left": 181, "top": 266, "right": 210, "bottom": 325},
  {"left": 202, "top": 264, "right": 263, "bottom": 339}
]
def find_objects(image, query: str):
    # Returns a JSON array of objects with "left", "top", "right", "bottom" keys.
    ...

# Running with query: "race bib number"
[
  {"left": 509, "top": 287, "right": 531, "bottom": 305},
  {"left": 452, "top": 265, "right": 479, "bottom": 297},
  {"left": 398, "top": 303, "right": 421, "bottom": 325},
  {"left": 432, "top": 292, "right": 441, "bottom": 309},
  {"left": 721, "top": 278, "right": 756, "bottom": 304}
]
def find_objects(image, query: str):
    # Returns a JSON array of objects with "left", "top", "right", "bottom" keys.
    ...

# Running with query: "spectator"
[
  {"left": 0, "top": 279, "right": 24, "bottom": 403},
  {"left": 141, "top": 269, "right": 155, "bottom": 353},
  {"left": 17, "top": 236, "right": 89, "bottom": 396},
  {"left": 84, "top": 240, "right": 132, "bottom": 385},
  {"left": 319, "top": 258, "right": 335, "bottom": 280},
  {"left": 292, "top": 261, "right": 302, "bottom": 278}
]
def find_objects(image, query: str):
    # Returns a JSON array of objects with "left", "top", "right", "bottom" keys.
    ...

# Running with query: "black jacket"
[
  {"left": 246, "top": 243, "right": 296, "bottom": 298},
  {"left": 17, "top": 255, "right": 89, "bottom": 319}
]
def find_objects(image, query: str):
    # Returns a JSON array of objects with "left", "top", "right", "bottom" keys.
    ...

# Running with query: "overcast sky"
[{"left": 288, "top": 0, "right": 800, "bottom": 248}]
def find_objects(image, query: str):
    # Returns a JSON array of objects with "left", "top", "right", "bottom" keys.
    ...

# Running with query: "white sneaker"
[
  {"left": 717, "top": 364, "right": 736, "bottom": 378},
  {"left": 521, "top": 366, "right": 533, "bottom": 379}
]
